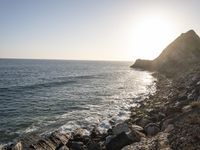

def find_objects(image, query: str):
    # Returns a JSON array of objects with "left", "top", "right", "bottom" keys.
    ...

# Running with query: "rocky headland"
[{"left": 1, "top": 30, "right": 200, "bottom": 150}]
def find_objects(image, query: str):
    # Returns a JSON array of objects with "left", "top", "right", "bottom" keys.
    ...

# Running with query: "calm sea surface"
[{"left": 0, "top": 59, "right": 156, "bottom": 143}]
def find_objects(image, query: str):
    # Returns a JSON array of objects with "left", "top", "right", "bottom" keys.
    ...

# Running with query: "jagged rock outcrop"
[{"left": 131, "top": 30, "right": 200, "bottom": 76}]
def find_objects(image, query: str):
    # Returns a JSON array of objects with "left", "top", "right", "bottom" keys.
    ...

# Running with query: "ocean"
[{"left": 0, "top": 59, "right": 156, "bottom": 144}]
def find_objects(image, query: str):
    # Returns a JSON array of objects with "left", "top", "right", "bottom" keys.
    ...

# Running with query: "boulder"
[
  {"left": 57, "top": 145, "right": 69, "bottom": 150},
  {"left": 106, "top": 130, "right": 141, "bottom": 150},
  {"left": 161, "top": 118, "right": 173, "bottom": 131},
  {"left": 144, "top": 123, "right": 160, "bottom": 136},
  {"left": 112, "top": 122, "right": 130, "bottom": 135},
  {"left": 135, "top": 117, "right": 151, "bottom": 128},
  {"left": 90, "top": 127, "right": 101, "bottom": 139},
  {"left": 49, "top": 132, "right": 69, "bottom": 146},
  {"left": 12, "top": 142, "right": 22, "bottom": 150},
  {"left": 106, "top": 132, "right": 133, "bottom": 150},
  {"left": 70, "top": 141, "right": 87, "bottom": 150},
  {"left": 87, "top": 142, "right": 101, "bottom": 150},
  {"left": 30, "top": 139, "right": 56, "bottom": 150}
]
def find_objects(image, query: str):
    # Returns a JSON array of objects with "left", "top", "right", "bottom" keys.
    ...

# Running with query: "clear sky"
[{"left": 0, "top": 0, "right": 200, "bottom": 61}]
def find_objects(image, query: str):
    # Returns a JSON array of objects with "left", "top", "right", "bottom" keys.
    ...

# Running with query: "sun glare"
[{"left": 131, "top": 14, "right": 175, "bottom": 60}]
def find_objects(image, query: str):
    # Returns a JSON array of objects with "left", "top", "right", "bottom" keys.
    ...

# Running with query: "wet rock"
[
  {"left": 197, "top": 96, "right": 200, "bottom": 101},
  {"left": 106, "top": 132, "right": 133, "bottom": 150},
  {"left": 70, "top": 141, "right": 87, "bottom": 150},
  {"left": 90, "top": 127, "right": 101, "bottom": 139},
  {"left": 107, "top": 129, "right": 113, "bottom": 135},
  {"left": 144, "top": 123, "right": 160, "bottom": 136},
  {"left": 112, "top": 122, "right": 130, "bottom": 135},
  {"left": 87, "top": 142, "right": 101, "bottom": 150},
  {"left": 105, "top": 135, "right": 115, "bottom": 145},
  {"left": 57, "top": 145, "right": 69, "bottom": 150},
  {"left": 12, "top": 142, "right": 22, "bottom": 150},
  {"left": 30, "top": 139, "right": 56, "bottom": 150},
  {"left": 49, "top": 132, "right": 69, "bottom": 146},
  {"left": 135, "top": 117, "right": 151, "bottom": 128}
]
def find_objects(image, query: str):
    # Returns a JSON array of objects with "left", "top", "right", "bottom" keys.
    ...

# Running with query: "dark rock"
[
  {"left": 87, "top": 142, "right": 101, "bottom": 150},
  {"left": 57, "top": 145, "right": 69, "bottom": 150},
  {"left": 90, "top": 127, "right": 100, "bottom": 139},
  {"left": 106, "top": 132, "right": 132, "bottom": 150},
  {"left": 70, "top": 141, "right": 86, "bottom": 150},
  {"left": 135, "top": 117, "right": 151, "bottom": 128},
  {"left": 144, "top": 123, "right": 160, "bottom": 136},
  {"left": 106, "top": 131, "right": 141, "bottom": 150},
  {"left": 112, "top": 122, "right": 130, "bottom": 135}
]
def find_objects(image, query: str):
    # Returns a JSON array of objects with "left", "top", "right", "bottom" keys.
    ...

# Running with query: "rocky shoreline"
[
  {"left": 1, "top": 65, "right": 200, "bottom": 150},
  {"left": 1, "top": 29, "right": 200, "bottom": 150}
]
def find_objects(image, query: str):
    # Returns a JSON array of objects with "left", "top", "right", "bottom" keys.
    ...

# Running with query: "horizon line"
[{"left": 0, "top": 57, "right": 134, "bottom": 62}]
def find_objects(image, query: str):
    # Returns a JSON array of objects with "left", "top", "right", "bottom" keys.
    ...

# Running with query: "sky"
[{"left": 0, "top": 0, "right": 200, "bottom": 61}]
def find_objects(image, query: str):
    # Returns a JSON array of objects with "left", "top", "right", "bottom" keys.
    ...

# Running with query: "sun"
[{"left": 130, "top": 14, "right": 175, "bottom": 60}]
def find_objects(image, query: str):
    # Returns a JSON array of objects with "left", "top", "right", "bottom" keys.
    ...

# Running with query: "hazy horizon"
[{"left": 1, "top": 0, "right": 200, "bottom": 61}]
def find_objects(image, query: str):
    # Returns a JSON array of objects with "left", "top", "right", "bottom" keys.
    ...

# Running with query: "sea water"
[{"left": 0, "top": 59, "right": 156, "bottom": 143}]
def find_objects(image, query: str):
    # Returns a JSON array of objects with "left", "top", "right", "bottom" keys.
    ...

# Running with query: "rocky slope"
[{"left": 131, "top": 30, "right": 200, "bottom": 76}]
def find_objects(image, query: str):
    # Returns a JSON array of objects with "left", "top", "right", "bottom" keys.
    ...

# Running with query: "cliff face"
[{"left": 131, "top": 30, "right": 200, "bottom": 76}]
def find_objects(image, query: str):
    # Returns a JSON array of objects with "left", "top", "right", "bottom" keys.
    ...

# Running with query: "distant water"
[{"left": 0, "top": 59, "right": 156, "bottom": 144}]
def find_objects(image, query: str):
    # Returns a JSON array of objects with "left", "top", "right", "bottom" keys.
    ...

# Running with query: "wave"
[
  {"left": 0, "top": 80, "right": 76, "bottom": 92},
  {"left": 0, "top": 75, "right": 97, "bottom": 92}
]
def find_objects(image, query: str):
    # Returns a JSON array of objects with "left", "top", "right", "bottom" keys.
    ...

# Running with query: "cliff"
[{"left": 131, "top": 30, "right": 200, "bottom": 76}]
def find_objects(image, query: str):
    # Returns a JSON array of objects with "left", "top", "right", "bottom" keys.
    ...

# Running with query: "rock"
[
  {"left": 12, "top": 142, "right": 22, "bottom": 150},
  {"left": 135, "top": 117, "right": 151, "bottom": 128},
  {"left": 81, "top": 135, "right": 91, "bottom": 145},
  {"left": 70, "top": 141, "right": 86, "bottom": 150},
  {"left": 197, "top": 96, "right": 200, "bottom": 101},
  {"left": 144, "top": 123, "right": 160, "bottom": 136},
  {"left": 178, "top": 91, "right": 187, "bottom": 100},
  {"left": 57, "top": 145, "right": 69, "bottom": 150},
  {"left": 151, "top": 112, "right": 166, "bottom": 122},
  {"left": 164, "top": 124, "right": 174, "bottom": 133},
  {"left": 161, "top": 119, "right": 173, "bottom": 131},
  {"left": 106, "top": 132, "right": 134, "bottom": 150},
  {"left": 105, "top": 135, "right": 115, "bottom": 145},
  {"left": 0, "top": 145, "right": 4, "bottom": 150},
  {"left": 30, "top": 139, "right": 56, "bottom": 150},
  {"left": 87, "top": 142, "right": 101, "bottom": 150},
  {"left": 182, "top": 105, "right": 192, "bottom": 112},
  {"left": 49, "top": 132, "right": 69, "bottom": 146},
  {"left": 112, "top": 122, "right": 130, "bottom": 135},
  {"left": 131, "top": 125, "right": 143, "bottom": 132},
  {"left": 130, "top": 30, "right": 200, "bottom": 76},
  {"left": 126, "top": 130, "right": 142, "bottom": 142},
  {"left": 90, "top": 127, "right": 101, "bottom": 139}
]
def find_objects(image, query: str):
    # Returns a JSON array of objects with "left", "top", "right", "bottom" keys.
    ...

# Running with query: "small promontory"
[{"left": 131, "top": 30, "right": 200, "bottom": 76}]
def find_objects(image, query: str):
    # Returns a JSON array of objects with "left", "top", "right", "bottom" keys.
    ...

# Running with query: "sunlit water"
[{"left": 0, "top": 59, "right": 156, "bottom": 144}]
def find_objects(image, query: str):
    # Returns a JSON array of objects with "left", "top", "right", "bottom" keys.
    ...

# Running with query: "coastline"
[
  {"left": 1, "top": 67, "right": 200, "bottom": 149},
  {"left": 2, "top": 65, "right": 200, "bottom": 150},
  {"left": 2, "top": 66, "right": 200, "bottom": 149}
]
